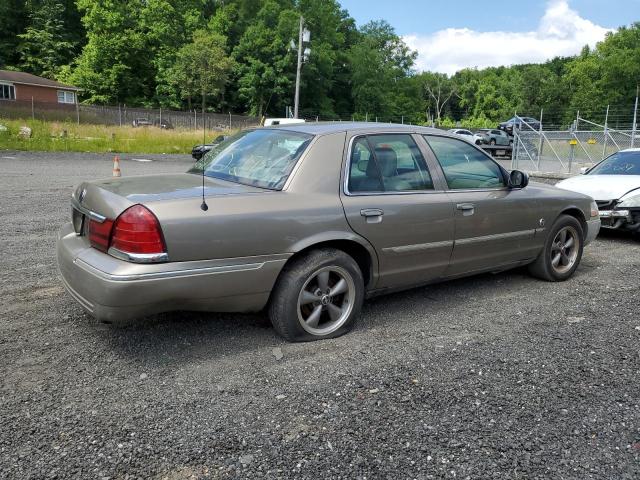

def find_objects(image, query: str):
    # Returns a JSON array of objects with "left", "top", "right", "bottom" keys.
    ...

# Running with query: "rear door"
[
  {"left": 422, "top": 134, "right": 541, "bottom": 276},
  {"left": 340, "top": 133, "right": 455, "bottom": 289}
]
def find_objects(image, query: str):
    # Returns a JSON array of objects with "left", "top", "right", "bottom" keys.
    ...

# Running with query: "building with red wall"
[{"left": 0, "top": 70, "right": 80, "bottom": 104}]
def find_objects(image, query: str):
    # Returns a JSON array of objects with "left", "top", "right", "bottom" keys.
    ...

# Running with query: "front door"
[
  {"left": 340, "top": 133, "right": 455, "bottom": 289},
  {"left": 422, "top": 134, "right": 541, "bottom": 276}
]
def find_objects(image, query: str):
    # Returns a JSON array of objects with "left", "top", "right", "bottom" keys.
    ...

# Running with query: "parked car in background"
[
  {"left": 498, "top": 116, "right": 541, "bottom": 134},
  {"left": 191, "top": 134, "right": 227, "bottom": 160},
  {"left": 556, "top": 148, "right": 640, "bottom": 236},
  {"left": 448, "top": 128, "right": 483, "bottom": 145},
  {"left": 57, "top": 123, "right": 599, "bottom": 342},
  {"left": 154, "top": 119, "right": 173, "bottom": 130},
  {"left": 479, "top": 129, "right": 512, "bottom": 146},
  {"left": 132, "top": 117, "right": 153, "bottom": 128}
]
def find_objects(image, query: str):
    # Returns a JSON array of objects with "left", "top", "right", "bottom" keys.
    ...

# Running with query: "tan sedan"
[{"left": 57, "top": 123, "right": 600, "bottom": 341}]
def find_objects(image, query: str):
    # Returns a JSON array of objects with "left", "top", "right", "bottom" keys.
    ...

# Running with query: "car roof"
[
  {"left": 620, "top": 148, "right": 640, "bottom": 152},
  {"left": 263, "top": 121, "right": 451, "bottom": 137}
]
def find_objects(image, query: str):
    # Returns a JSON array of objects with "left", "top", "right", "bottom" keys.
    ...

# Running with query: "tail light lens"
[
  {"left": 88, "top": 218, "right": 114, "bottom": 252},
  {"left": 87, "top": 204, "right": 167, "bottom": 262},
  {"left": 110, "top": 205, "right": 167, "bottom": 256}
]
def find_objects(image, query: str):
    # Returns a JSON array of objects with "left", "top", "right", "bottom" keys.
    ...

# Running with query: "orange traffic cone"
[{"left": 112, "top": 155, "right": 121, "bottom": 177}]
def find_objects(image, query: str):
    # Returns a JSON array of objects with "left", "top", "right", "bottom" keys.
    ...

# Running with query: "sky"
[{"left": 338, "top": 0, "right": 639, "bottom": 74}]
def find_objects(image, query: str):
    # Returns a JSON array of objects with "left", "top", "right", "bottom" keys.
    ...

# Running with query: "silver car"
[{"left": 57, "top": 123, "right": 600, "bottom": 341}]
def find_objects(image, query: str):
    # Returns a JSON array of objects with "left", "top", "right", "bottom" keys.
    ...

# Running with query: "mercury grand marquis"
[{"left": 57, "top": 123, "right": 600, "bottom": 341}]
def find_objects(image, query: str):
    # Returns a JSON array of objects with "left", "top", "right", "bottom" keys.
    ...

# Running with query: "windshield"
[
  {"left": 189, "top": 129, "right": 313, "bottom": 190},
  {"left": 588, "top": 151, "right": 640, "bottom": 175}
]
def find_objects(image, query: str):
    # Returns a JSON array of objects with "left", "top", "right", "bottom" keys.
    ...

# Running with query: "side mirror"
[
  {"left": 509, "top": 169, "right": 529, "bottom": 189},
  {"left": 580, "top": 167, "right": 589, "bottom": 174}
]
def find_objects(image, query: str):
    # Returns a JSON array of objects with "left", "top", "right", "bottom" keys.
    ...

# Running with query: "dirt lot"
[{"left": 1, "top": 151, "right": 639, "bottom": 479}]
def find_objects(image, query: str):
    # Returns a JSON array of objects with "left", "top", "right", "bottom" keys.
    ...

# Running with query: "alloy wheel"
[
  {"left": 297, "top": 266, "right": 356, "bottom": 336},
  {"left": 550, "top": 226, "right": 580, "bottom": 274}
]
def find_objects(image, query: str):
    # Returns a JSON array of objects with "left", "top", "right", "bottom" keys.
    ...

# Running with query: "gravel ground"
[{"left": 1, "top": 151, "right": 639, "bottom": 479}]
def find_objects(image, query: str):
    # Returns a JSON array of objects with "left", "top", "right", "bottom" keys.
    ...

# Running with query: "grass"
[{"left": 0, "top": 118, "right": 233, "bottom": 154}]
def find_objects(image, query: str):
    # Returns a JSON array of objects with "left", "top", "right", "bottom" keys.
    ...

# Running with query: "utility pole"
[
  {"left": 631, "top": 85, "right": 638, "bottom": 148},
  {"left": 294, "top": 16, "right": 304, "bottom": 119},
  {"left": 293, "top": 16, "right": 310, "bottom": 119}
]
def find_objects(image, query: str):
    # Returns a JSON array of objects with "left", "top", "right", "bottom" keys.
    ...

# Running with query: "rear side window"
[
  {"left": 424, "top": 136, "right": 505, "bottom": 190},
  {"left": 348, "top": 134, "right": 434, "bottom": 193}
]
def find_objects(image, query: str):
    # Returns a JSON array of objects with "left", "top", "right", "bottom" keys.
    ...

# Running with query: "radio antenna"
[{"left": 200, "top": 155, "right": 208, "bottom": 211}]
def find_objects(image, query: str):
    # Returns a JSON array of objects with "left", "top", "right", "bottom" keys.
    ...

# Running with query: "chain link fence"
[
  {"left": 0, "top": 99, "right": 260, "bottom": 130},
  {"left": 513, "top": 127, "right": 638, "bottom": 174},
  {"left": 512, "top": 102, "right": 639, "bottom": 174}
]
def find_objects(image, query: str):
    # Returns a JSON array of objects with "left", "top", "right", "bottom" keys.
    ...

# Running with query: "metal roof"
[{"left": 0, "top": 70, "right": 81, "bottom": 91}]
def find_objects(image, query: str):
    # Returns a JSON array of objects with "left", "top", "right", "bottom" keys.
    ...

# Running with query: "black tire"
[
  {"left": 490, "top": 139, "right": 496, "bottom": 145},
  {"left": 528, "top": 214, "right": 584, "bottom": 281},
  {"left": 268, "top": 248, "right": 364, "bottom": 342}
]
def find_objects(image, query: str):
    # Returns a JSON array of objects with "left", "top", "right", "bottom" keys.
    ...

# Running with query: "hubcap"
[
  {"left": 297, "top": 266, "right": 356, "bottom": 336},
  {"left": 550, "top": 226, "right": 579, "bottom": 274}
]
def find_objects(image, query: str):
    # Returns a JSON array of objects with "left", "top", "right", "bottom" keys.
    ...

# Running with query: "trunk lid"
[{"left": 73, "top": 173, "right": 266, "bottom": 220}]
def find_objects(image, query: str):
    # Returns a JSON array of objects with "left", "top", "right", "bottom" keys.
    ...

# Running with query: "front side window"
[
  {"left": 188, "top": 129, "right": 313, "bottom": 190},
  {"left": 424, "top": 135, "right": 505, "bottom": 190},
  {"left": 588, "top": 151, "right": 640, "bottom": 175},
  {"left": 0, "top": 84, "right": 15, "bottom": 100},
  {"left": 348, "top": 134, "right": 434, "bottom": 193}
]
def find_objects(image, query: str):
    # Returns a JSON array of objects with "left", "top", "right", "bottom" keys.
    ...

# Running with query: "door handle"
[
  {"left": 360, "top": 208, "right": 384, "bottom": 217},
  {"left": 456, "top": 203, "right": 475, "bottom": 216},
  {"left": 360, "top": 208, "right": 384, "bottom": 223},
  {"left": 456, "top": 203, "right": 475, "bottom": 211}
]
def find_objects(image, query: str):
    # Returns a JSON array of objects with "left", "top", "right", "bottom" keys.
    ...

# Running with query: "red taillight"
[
  {"left": 88, "top": 218, "right": 114, "bottom": 252},
  {"left": 110, "top": 205, "right": 166, "bottom": 255}
]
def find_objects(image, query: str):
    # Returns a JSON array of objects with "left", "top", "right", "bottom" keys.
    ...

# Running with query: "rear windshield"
[
  {"left": 588, "top": 151, "right": 640, "bottom": 175},
  {"left": 189, "top": 129, "right": 313, "bottom": 190}
]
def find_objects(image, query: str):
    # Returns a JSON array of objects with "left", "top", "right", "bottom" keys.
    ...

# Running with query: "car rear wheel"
[
  {"left": 489, "top": 139, "right": 496, "bottom": 145},
  {"left": 528, "top": 214, "right": 584, "bottom": 281},
  {"left": 268, "top": 248, "right": 364, "bottom": 342}
]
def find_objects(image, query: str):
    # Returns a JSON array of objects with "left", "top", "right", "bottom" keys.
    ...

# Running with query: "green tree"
[
  {"left": 0, "top": 1, "right": 30, "bottom": 67},
  {"left": 295, "top": 0, "right": 359, "bottom": 118},
  {"left": 417, "top": 71, "right": 456, "bottom": 123},
  {"left": 349, "top": 20, "right": 416, "bottom": 120},
  {"left": 233, "top": 0, "right": 297, "bottom": 117},
  {"left": 564, "top": 24, "right": 640, "bottom": 124},
  {"left": 17, "top": 0, "right": 76, "bottom": 78},
  {"left": 169, "top": 30, "right": 235, "bottom": 114}
]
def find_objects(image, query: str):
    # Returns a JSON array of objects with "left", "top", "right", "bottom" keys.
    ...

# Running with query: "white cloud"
[{"left": 403, "top": 0, "right": 612, "bottom": 75}]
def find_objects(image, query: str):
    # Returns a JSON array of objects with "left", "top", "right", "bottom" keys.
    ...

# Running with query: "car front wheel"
[
  {"left": 528, "top": 214, "right": 584, "bottom": 281},
  {"left": 269, "top": 248, "right": 364, "bottom": 342}
]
